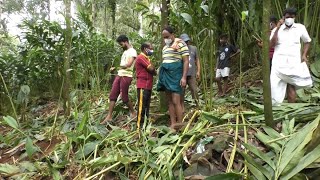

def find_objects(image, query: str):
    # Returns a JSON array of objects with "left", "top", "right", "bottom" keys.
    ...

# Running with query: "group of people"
[
  {"left": 100, "top": 27, "right": 203, "bottom": 130},
  {"left": 100, "top": 7, "right": 313, "bottom": 129}
]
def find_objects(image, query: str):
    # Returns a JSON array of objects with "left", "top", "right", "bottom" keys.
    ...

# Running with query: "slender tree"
[
  {"left": 262, "top": 0, "right": 274, "bottom": 127},
  {"left": 159, "top": 0, "right": 170, "bottom": 112},
  {"left": 109, "top": 0, "right": 116, "bottom": 39},
  {"left": 63, "top": 0, "right": 72, "bottom": 116}
]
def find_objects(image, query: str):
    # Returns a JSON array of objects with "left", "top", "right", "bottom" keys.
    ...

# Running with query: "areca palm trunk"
[
  {"left": 63, "top": 0, "right": 72, "bottom": 116},
  {"left": 159, "top": 0, "right": 170, "bottom": 113},
  {"left": 262, "top": 0, "right": 274, "bottom": 127}
]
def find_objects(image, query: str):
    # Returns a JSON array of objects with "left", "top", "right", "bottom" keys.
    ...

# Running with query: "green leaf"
[
  {"left": 158, "top": 133, "right": 171, "bottom": 146},
  {"left": 243, "top": 143, "right": 276, "bottom": 170},
  {"left": 51, "top": 168, "right": 62, "bottom": 180},
  {"left": 76, "top": 140, "right": 100, "bottom": 159},
  {"left": 3, "top": 116, "right": 19, "bottom": 129},
  {"left": 181, "top": 13, "right": 192, "bottom": 25},
  {"left": 278, "top": 117, "right": 319, "bottom": 175},
  {"left": 167, "top": 163, "right": 174, "bottom": 180},
  {"left": 147, "top": 139, "right": 156, "bottom": 147},
  {"left": 200, "top": 5, "right": 209, "bottom": 13},
  {"left": 200, "top": 111, "right": 224, "bottom": 124},
  {"left": 263, "top": 126, "right": 281, "bottom": 139},
  {"left": 310, "top": 61, "right": 320, "bottom": 77},
  {"left": 282, "top": 148, "right": 305, "bottom": 175},
  {"left": 221, "top": 113, "right": 235, "bottom": 120},
  {"left": 281, "top": 118, "right": 295, "bottom": 135},
  {"left": 0, "top": 163, "right": 20, "bottom": 176},
  {"left": 119, "top": 172, "right": 130, "bottom": 180},
  {"left": 245, "top": 162, "right": 267, "bottom": 180},
  {"left": 20, "top": 85, "right": 30, "bottom": 94},
  {"left": 241, "top": 111, "right": 257, "bottom": 115},
  {"left": 109, "top": 129, "right": 127, "bottom": 138},
  {"left": 255, "top": 131, "right": 281, "bottom": 152},
  {"left": 89, "top": 156, "right": 116, "bottom": 167},
  {"left": 77, "top": 112, "right": 88, "bottom": 133},
  {"left": 239, "top": 151, "right": 271, "bottom": 179},
  {"left": 26, "top": 137, "right": 38, "bottom": 157},
  {"left": 241, "top": 11, "right": 249, "bottom": 21},
  {"left": 205, "top": 173, "right": 242, "bottom": 180},
  {"left": 139, "top": 165, "right": 147, "bottom": 180},
  {"left": 249, "top": 101, "right": 264, "bottom": 110},
  {"left": 19, "top": 161, "right": 37, "bottom": 172},
  {"left": 152, "top": 145, "right": 170, "bottom": 153},
  {"left": 281, "top": 144, "right": 320, "bottom": 180},
  {"left": 289, "top": 173, "right": 309, "bottom": 180},
  {"left": 117, "top": 155, "right": 132, "bottom": 164}
]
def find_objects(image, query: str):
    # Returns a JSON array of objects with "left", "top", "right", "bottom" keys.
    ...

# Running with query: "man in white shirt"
[
  {"left": 270, "top": 8, "right": 313, "bottom": 105},
  {"left": 101, "top": 35, "right": 137, "bottom": 124}
]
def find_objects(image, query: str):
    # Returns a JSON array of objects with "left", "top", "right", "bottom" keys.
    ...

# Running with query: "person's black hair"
[
  {"left": 116, "top": 35, "right": 129, "bottom": 43},
  {"left": 219, "top": 34, "right": 228, "bottom": 40},
  {"left": 283, "top": 7, "right": 297, "bottom": 16},
  {"left": 140, "top": 42, "right": 151, "bottom": 51},
  {"left": 270, "top": 15, "right": 277, "bottom": 23},
  {"left": 163, "top": 26, "right": 174, "bottom": 34}
]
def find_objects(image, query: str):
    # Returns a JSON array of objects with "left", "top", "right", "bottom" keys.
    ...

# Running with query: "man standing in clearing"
[
  {"left": 135, "top": 42, "right": 156, "bottom": 129},
  {"left": 101, "top": 35, "right": 137, "bottom": 124},
  {"left": 216, "top": 34, "right": 240, "bottom": 97},
  {"left": 270, "top": 8, "right": 313, "bottom": 105},
  {"left": 157, "top": 26, "right": 189, "bottom": 130},
  {"left": 180, "top": 33, "right": 201, "bottom": 109}
]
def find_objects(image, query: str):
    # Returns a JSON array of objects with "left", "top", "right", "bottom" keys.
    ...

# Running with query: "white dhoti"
[{"left": 270, "top": 56, "right": 313, "bottom": 106}]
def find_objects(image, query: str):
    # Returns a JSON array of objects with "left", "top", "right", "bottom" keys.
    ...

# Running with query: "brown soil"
[
  {"left": 0, "top": 124, "right": 12, "bottom": 136},
  {"left": 0, "top": 136, "right": 62, "bottom": 164}
]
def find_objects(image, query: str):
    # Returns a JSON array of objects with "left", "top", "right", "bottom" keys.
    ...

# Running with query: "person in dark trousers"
[
  {"left": 215, "top": 34, "right": 240, "bottom": 97},
  {"left": 101, "top": 35, "right": 137, "bottom": 124},
  {"left": 135, "top": 42, "right": 156, "bottom": 129},
  {"left": 257, "top": 15, "right": 277, "bottom": 70},
  {"left": 180, "top": 33, "right": 200, "bottom": 110}
]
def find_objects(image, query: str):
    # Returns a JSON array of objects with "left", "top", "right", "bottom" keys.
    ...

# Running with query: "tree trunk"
[
  {"left": 109, "top": 0, "right": 116, "bottom": 39},
  {"left": 216, "top": 0, "right": 224, "bottom": 36},
  {"left": 161, "top": 0, "right": 169, "bottom": 28},
  {"left": 63, "top": 0, "right": 72, "bottom": 116},
  {"left": 104, "top": 3, "right": 107, "bottom": 34},
  {"left": 159, "top": 0, "right": 170, "bottom": 113},
  {"left": 48, "top": 0, "right": 51, "bottom": 21},
  {"left": 91, "top": 0, "right": 96, "bottom": 28},
  {"left": 262, "top": 0, "right": 274, "bottom": 127}
]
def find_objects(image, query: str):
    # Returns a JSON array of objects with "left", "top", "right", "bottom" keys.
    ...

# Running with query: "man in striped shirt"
[{"left": 157, "top": 26, "right": 189, "bottom": 130}]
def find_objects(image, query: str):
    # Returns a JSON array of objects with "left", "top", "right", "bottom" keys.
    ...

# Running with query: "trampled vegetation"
[{"left": 1, "top": 0, "right": 320, "bottom": 179}]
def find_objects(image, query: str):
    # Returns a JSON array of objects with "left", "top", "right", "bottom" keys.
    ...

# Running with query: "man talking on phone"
[{"left": 270, "top": 7, "right": 313, "bottom": 106}]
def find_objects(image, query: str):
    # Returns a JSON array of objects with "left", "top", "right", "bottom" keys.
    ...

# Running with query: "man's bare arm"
[
  {"left": 230, "top": 49, "right": 240, "bottom": 59},
  {"left": 180, "top": 55, "right": 189, "bottom": 87},
  {"left": 147, "top": 64, "right": 157, "bottom": 75},
  {"left": 120, "top": 57, "right": 135, "bottom": 69},
  {"left": 302, "top": 42, "right": 310, "bottom": 62},
  {"left": 270, "top": 19, "right": 284, "bottom": 47},
  {"left": 196, "top": 57, "right": 201, "bottom": 79}
]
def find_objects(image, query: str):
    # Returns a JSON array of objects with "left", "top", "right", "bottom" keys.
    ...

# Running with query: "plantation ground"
[{"left": 1, "top": 68, "right": 320, "bottom": 179}]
